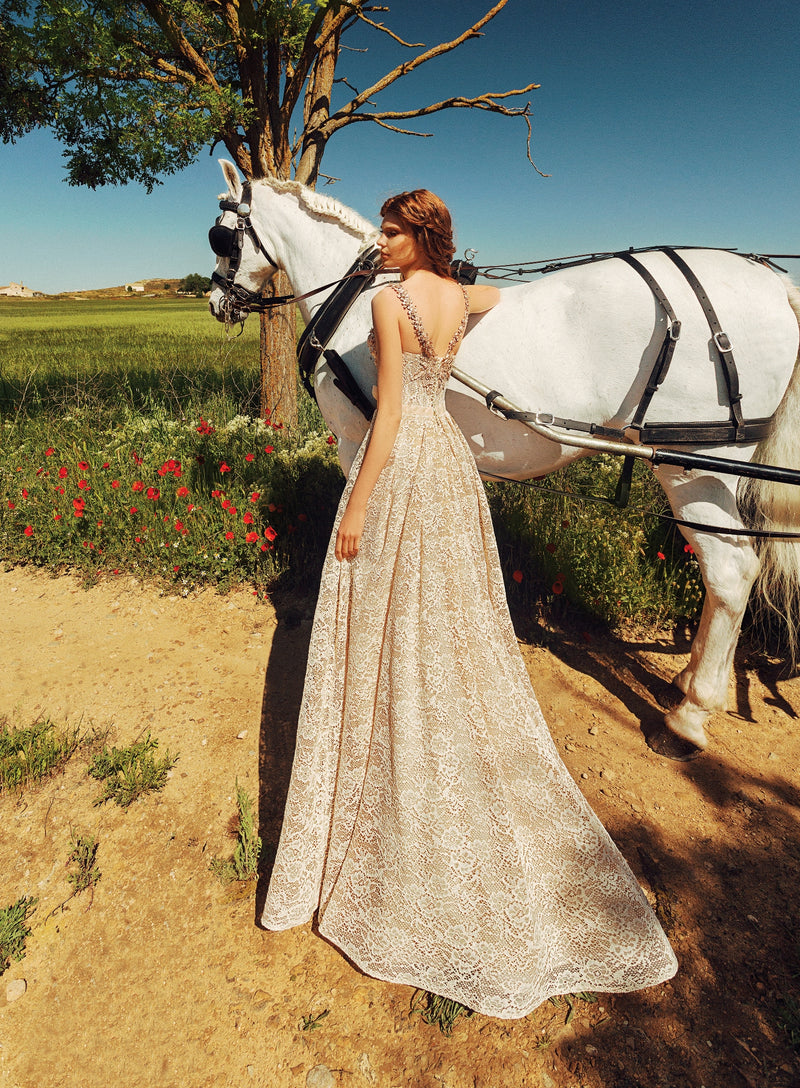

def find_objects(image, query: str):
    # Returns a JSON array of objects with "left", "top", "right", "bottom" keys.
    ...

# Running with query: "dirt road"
[{"left": 1, "top": 566, "right": 798, "bottom": 1088}]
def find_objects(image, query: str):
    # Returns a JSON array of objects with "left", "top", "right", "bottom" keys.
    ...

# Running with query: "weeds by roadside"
[
  {"left": 0, "top": 716, "right": 84, "bottom": 792},
  {"left": 210, "top": 781, "right": 262, "bottom": 884},
  {"left": 0, "top": 896, "right": 37, "bottom": 976},
  {"left": 66, "top": 831, "right": 101, "bottom": 896},
  {"left": 88, "top": 733, "right": 178, "bottom": 808},
  {"left": 411, "top": 991, "right": 474, "bottom": 1035}
]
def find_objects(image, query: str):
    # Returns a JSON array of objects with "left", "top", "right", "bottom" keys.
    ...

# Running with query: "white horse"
[{"left": 209, "top": 160, "right": 800, "bottom": 757}]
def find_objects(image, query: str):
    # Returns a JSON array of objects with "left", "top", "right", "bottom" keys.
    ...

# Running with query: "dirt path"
[{"left": 1, "top": 566, "right": 799, "bottom": 1088}]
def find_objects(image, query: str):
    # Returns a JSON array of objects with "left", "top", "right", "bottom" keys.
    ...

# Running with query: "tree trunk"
[{"left": 259, "top": 269, "right": 297, "bottom": 426}]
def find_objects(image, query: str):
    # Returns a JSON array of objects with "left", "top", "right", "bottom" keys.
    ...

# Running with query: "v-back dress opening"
[{"left": 260, "top": 282, "right": 677, "bottom": 1019}]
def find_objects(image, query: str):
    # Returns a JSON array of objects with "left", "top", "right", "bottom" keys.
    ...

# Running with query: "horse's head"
[{"left": 208, "top": 160, "right": 280, "bottom": 326}]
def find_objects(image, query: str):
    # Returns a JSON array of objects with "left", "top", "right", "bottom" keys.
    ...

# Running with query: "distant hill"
[{"left": 54, "top": 278, "right": 186, "bottom": 299}]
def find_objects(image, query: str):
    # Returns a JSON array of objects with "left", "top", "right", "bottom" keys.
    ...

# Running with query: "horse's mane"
[{"left": 258, "top": 176, "right": 375, "bottom": 240}]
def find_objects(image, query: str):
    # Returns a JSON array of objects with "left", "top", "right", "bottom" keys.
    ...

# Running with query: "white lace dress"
[{"left": 261, "top": 283, "right": 678, "bottom": 1018}]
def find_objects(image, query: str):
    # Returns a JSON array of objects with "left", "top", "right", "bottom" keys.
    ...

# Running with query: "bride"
[{"left": 260, "top": 188, "right": 677, "bottom": 1019}]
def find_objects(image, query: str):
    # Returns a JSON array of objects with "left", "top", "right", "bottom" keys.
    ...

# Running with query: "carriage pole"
[{"left": 450, "top": 366, "right": 800, "bottom": 487}]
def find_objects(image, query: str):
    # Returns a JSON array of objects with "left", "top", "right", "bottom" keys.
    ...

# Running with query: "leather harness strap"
[{"left": 662, "top": 247, "right": 746, "bottom": 441}]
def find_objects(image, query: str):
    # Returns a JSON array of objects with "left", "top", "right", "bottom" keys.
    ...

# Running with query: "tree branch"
[
  {"left": 356, "top": 13, "right": 423, "bottom": 47},
  {"left": 334, "top": 0, "right": 511, "bottom": 119}
]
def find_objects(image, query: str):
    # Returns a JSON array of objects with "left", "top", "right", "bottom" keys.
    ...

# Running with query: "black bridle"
[
  {"left": 208, "top": 180, "right": 289, "bottom": 324},
  {"left": 208, "top": 181, "right": 382, "bottom": 329}
]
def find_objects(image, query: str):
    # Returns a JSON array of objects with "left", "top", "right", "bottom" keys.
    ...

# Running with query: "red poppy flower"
[
  {"left": 264, "top": 445, "right": 274, "bottom": 454},
  {"left": 657, "top": 551, "right": 666, "bottom": 560},
  {"left": 7, "top": 501, "right": 15, "bottom": 510},
  {"left": 131, "top": 450, "right": 143, "bottom": 465},
  {"left": 73, "top": 510, "right": 84, "bottom": 518},
  {"left": 684, "top": 544, "right": 695, "bottom": 555},
  {"left": 174, "top": 520, "right": 184, "bottom": 533},
  {"left": 78, "top": 461, "right": 89, "bottom": 470},
  {"left": 102, "top": 462, "right": 110, "bottom": 469},
  {"left": 225, "top": 531, "right": 234, "bottom": 540},
  {"left": 220, "top": 462, "right": 232, "bottom": 474},
  {"left": 176, "top": 486, "right": 189, "bottom": 498},
  {"left": 132, "top": 481, "right": 144, "bottom": 491},
  {"left": 196, "top": 418, "right": 215, "bottom": 435},
  {"left": 135, "top": 536, "right": 141, "bottom": 543},
  {"left": 97, "top": 520, "right": 103, "bottom": 527},
  {"left": 552, "top": 582, "right": 564, "bottom": 595},
  {"left": 250, "top": 492, "right": 260, "bottom": 503},
  {"left": 146, "top": 487, "right": 160, "bottom": 500},
  {"left": 55, "top": 486, "right": 65, "bottom": 495},
  {"left": 130, "top": 506, "right": 138, "bottom": 514},
  {"left": 54, "top": 513, "right": 62, "bottom": 521},
  {"left": 264, "top": 525, "right": 277, "bottom": 541},
  {"left": 245, "top": 453, "right": 255, "bottom": 462},
  {"left": 211, "top": 489, "right": 222, "bottom": 499},
  {"left": 268, "top": 502, "right": 276, "bottom": 512},
  {"left": 228, "top": 506, "right": 237, "bottom": 516},
  {"left": 45, "top": 447, "right": 54, "bottom": 456},
  {"left": 297, "top": 513, "right": 307, "bottom": 522},
  {"left": 221, "top": 498, "right": 230, "bottom": 510},
  {"left": 21, "top": 488, "right": 28, "bottom": 498},
  {"left": 78, "top": 480, "right": 89, "bottom": 490},
  {"left": 173, "top": 565, "right": 180, "bottom": 572},
  {"left": 327, "top": 435, "right": 335, "bottom": 445},
  {"left": 187, "top": 503, "right": 195, "bottom": 512},
  {"left": 512, "top": 570, "right": 523, "bottom": 583},
  {"left": 260, "top": 543, "right": 268, "bottom": 552},
  {"left": 23, "top": 525, "right": 33, "bottom": 536},
  {"left": 111, "top": 480, "right": 120, "bottom": 489},
  {"left": 245, "top": 531, "right": 258, "bottom": 543},
  {"left": 58, "top": 466, "right": 68, "bottom": 478},
  {"left": 243, "top": 512, "right": 254, "bottom": 525},
  {"left": 72, "top": 497, "right": 85, "bottom": 510},
  {"left": 545, "top": 543, "right": 556, "bottom": 555}
]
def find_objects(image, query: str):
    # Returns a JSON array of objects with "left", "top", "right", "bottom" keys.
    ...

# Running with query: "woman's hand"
[{"left": 335, "top": 501, "right": 366, "bottom": 562}]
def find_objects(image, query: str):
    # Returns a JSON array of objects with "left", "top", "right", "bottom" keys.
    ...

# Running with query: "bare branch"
[
  {"left": 334, "top": 0, "right": 512, "bottom": 119},
  {"left": 356, "top": 13, "right": 423, "bottom": 47}
]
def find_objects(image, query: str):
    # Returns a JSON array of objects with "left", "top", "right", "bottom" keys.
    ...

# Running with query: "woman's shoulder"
[{"left": 464, "top": 284, "right": 501, "bottom": 314}]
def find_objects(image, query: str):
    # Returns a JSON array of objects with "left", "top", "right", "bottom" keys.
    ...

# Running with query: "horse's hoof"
[{"left": 643, "top": 723, "right": 705, "bottom": 761}]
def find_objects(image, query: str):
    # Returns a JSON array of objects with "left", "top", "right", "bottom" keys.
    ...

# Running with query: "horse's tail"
[{"left": 738, "top": 278, "right": 800, "bottom": 664}]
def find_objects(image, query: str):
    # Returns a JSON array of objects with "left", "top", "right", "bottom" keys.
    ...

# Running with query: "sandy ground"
[{"left": 1, "top": 565, "right": 799, "bottom": 1088}]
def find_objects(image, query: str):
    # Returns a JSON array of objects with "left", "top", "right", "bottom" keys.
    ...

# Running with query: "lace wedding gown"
[{"left": 261, "top": 283, "right": 677, "bottom": 1018}]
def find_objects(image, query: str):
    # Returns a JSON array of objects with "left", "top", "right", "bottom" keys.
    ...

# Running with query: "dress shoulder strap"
[
  {"left": 390, "top": 283, "right": 434, "bottom": 356},
  {"left": 445, "top": 286, "right": 471, "bottom": 359}
]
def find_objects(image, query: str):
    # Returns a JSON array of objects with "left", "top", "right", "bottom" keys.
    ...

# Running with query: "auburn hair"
[{"left": 380, "top": 190, "right": 455, "bottom": 278}]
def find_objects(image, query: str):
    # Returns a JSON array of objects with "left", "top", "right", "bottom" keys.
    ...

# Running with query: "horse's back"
[{"left": 455, "top": 249, "right": 798, "bottom": 427}]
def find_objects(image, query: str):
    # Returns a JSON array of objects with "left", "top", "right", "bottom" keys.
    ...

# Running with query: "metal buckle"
[
  {"left": 669, "top": 319, "right": 681, "bottom": 341},
  {"left": 714, "top": 330, "right": 732, "bottom": 353}
]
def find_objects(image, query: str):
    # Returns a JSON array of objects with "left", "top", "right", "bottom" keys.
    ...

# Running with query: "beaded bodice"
[{"left": 368, "top": 282, "right": 470, "bottom": 409}]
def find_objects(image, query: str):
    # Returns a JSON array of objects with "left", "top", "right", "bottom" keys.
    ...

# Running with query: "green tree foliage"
[
  {"left": 179, "top": 272, "right": 212, "bottom": 296},
  {"left": 0, "top": 1, "right": 540, "bottom": 189}
]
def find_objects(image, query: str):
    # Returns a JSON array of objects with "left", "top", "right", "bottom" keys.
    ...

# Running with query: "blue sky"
[{"left": 1, "top": 0, "right": 798, "bottom": 293}]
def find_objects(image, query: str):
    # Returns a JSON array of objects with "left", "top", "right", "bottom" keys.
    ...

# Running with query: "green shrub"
[{"left": 0, "top": 897, "right": 37, "bottom": 975}]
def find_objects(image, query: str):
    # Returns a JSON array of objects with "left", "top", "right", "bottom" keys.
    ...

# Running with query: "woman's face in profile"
[{"left": 377, "top": 216, "right": 420, "bottom": 270}]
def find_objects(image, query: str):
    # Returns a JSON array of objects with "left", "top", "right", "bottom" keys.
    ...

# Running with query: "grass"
[
  {"left": 210, "top": 781, "right": 262, "bottom": 884},
  {"left": 0, "top": 896, "right": 37, "bottom": 976},
  {"left": 66, "top": 831, "right": 101, "bottom": 896},
  {"left": 411, "top": 991, "right": 474, "bottom": 1035},
  {"left": 88, "top": 733, "right": 178, "bottom": 808},
  {"left": 0, "top": 716, "right": 83, "bottom": 792},
  {"left": 0, "top": 296, "right": 706, "bottom": 628}
]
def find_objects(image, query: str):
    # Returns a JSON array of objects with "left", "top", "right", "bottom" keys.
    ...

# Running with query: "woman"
[{"left": 261, "top": 190, "right": 677, "bottom": 1019}]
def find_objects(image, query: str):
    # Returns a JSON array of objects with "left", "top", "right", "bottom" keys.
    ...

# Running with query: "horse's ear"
[{"left": 219, "top": 159, "right": 242, "bottom": 200}]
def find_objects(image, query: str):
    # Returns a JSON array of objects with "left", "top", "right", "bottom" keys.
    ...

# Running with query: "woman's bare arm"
[{"left": 335, "top": 289, "right": 404, "bottom": 561}]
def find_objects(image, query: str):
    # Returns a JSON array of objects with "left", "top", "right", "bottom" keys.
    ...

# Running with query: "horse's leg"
[{"left": 652, "top": 463, "right": 760, "bottom": 753}]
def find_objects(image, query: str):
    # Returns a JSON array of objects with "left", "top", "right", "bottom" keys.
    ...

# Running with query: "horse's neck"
[{"left": 254, "top": 188, "right": 368, "bottom": 321}]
